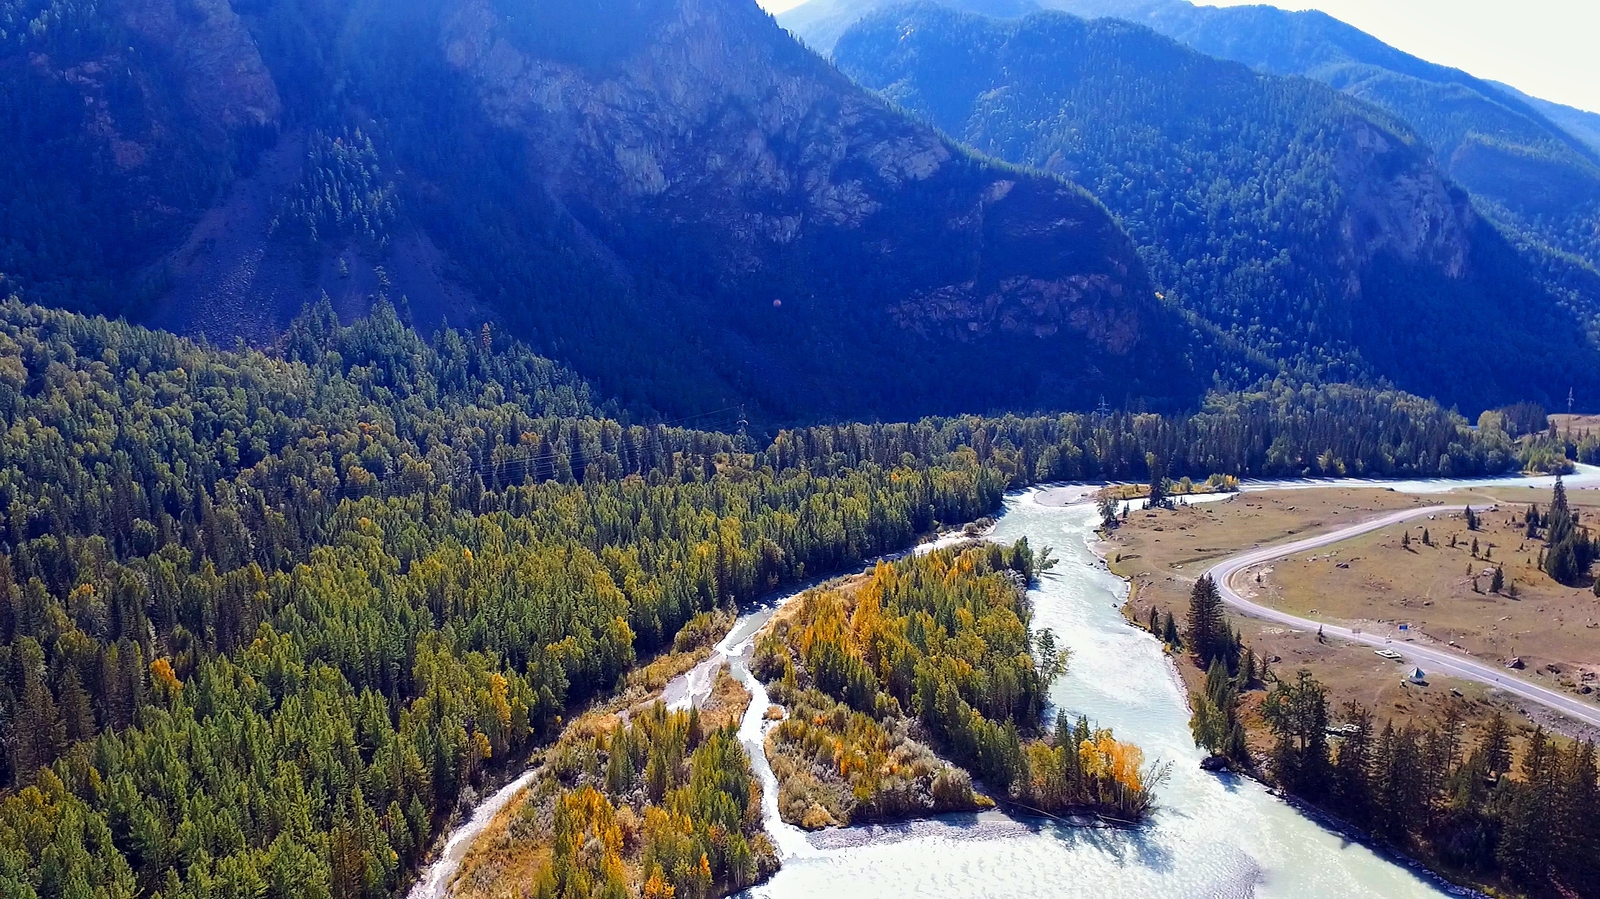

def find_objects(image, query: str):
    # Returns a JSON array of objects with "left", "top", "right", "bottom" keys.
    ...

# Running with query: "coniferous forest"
[
  {"left": 3, "top": 0, "right": 1600, "bottom": 895},
  {"left": 0, "top": 294, "right": 1538, "bottom": 898},
  {"left": 1261, "top": 669, "right": 1600, "bottom": 897}
]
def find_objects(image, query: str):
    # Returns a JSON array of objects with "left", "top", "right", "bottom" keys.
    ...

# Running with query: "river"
[
  {"left": 417, "top": 466, "right": 1600, "bottom": 898},
  {"left": 734, "top": 492, "right": 1454, "bottom": 899}
]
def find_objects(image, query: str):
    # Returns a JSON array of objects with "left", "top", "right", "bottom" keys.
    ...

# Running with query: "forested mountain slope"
[
  {"left": 1490, "top": 81, "right": 1600, "bottom": 158},
  {"left": 0, "top": 0, "right": 1209, "bottom": 421},
  {"left": 1036, "top": 0, "right": 1600, "bottom": 284},
  {"left": 777, "top": 0, "right": 1040, "bottom": 53},
  {"left": 832, "top": 6, "right": 1600, "bottom": 410}
]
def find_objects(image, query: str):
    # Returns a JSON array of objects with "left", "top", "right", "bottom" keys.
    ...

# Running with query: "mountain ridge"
[
  {"left": 1, "top": 0, "right": 1205, "bottom": 421},
  {"left": 831, "top": 4, "right": 1600, "bottom": 409},
  {"left": 780, "top": 0, "right": 1600, "bottom": 283}
]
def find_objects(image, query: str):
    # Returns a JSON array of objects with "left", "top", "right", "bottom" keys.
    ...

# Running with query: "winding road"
[{"left": 1204, "top": 504, "right": 1600, "bottom": 730}]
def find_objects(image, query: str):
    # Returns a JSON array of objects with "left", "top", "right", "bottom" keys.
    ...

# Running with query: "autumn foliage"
[{"left": 757, "top": 542, "right": 1155, "bottom": 822}]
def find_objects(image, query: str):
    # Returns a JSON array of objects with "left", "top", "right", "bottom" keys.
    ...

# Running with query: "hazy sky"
[
  {"left": 1208, "top": 0, "right": 1600, "bottom": 113},
  {"left": 756, "top": 0, "right": 1600, "bottom": 114}
]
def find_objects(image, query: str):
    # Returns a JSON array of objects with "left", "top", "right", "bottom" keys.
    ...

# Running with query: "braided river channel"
[
  {"left": 422, "top": 468, "right": 1600, "bottom": 898},
  {"left": 730, "top": 491, "right": 1453, "bottom": 899}
]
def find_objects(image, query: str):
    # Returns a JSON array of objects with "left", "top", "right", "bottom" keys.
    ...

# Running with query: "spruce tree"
[
  {"left": 1262, "top": 669, "right": 1332, "bottom": 799},
  {"left": 1186, "top": 576, "right": 1227, "bottom": 665},
  {"left": 1146, "top": 453, "right": 1168, "bottom": 510}
]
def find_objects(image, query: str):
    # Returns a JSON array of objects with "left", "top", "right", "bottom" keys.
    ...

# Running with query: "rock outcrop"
[
  {"left": 435, "top": 0, "right": 1154, "bottom": 370},
  {"left": 1334, "top": 120, "right": 1472, "bottom": 281}
]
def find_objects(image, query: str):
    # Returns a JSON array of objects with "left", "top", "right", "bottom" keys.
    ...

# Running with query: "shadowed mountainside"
[
  {"left": 0, "top": 0, "right": 1204, "bottom": 420},
  {"left": 831, "top": 4, "right": 1600, "bottom": 409}
]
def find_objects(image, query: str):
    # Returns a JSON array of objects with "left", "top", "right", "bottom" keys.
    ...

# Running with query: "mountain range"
[
  {"left": 2, "top": 0, "right": 1598, "bottom": 420},
  {"left": 781, "top": 0, "right": 1600, "bottom": 283},
  {"left": 1036, "top": 0, "right": 1600, "bottom": 270},
  {"left": 829, "top": 3, "right": 1600, "bottom": 409},
  {"left": 3, "top": 0, "right": 1208, "bottom": 420}
]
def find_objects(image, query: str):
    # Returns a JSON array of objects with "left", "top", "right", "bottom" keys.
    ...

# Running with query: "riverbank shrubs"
[
  {"left": 763, "top": 680, "right": 988, "bottom": 828},
  {"left": 755, "top": 543, "right": 1157, "bottom": 822},
  {"left": 530, "top": 701, "right": 775, "bottom": 899}
]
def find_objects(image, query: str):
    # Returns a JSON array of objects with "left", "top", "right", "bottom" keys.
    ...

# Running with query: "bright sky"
[
  {"left": 755, "top": 0, "right": 1600, "bottom": 114},
  {"left": 758, "top": 0, "right": 812, "bottom": 13},
  {"left": 1206, "top": 0, "right": 1600, "bottom": 114}
]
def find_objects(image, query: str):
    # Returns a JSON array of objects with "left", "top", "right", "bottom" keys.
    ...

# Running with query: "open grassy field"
[
  {"left": 1104, "top": 484, "right": 1600, "bottom": 753},
  {"left": 1549, "top": 413, "right": 1600, "bottom": 433},
  {"left": 1257, "top": 501, "right": 1600, "bottom": 698}
]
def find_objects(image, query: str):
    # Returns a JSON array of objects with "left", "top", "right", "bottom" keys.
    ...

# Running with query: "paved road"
[{"left": 1205, "top": 505, "right": 1600, "bottom": 730}]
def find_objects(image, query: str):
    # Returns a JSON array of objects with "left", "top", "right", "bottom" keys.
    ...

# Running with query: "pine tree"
[
  {"left": 1331, "top": 702, "right": 1373, "bottom": 826},
  {"left": 1261, "top": 669, "right": 1331, "bottom": 799},
  {"left": 57, "top": 670, "right": 95, "bottom": 743},
  {"left": 1146, "top": 453, "right": 1168, "bottom": 510},
  {"left": 1540, "top": 477, "right": 1595, "bottom": 586},
  {"left": 1239, "top": 648, "right": 1257, "bottom": 689},
  {"left": 1491, "top": 567, "right": 1504, "bottom": 594},
  {"left": 1481, "top": 712, "right": 1511, "bottom": 778},
  {"left": 1186, "top": 576, "right": 1227, "bottom": 665},
  {"left": 9, "top": 640, "right": 65, "bottom": 784}
]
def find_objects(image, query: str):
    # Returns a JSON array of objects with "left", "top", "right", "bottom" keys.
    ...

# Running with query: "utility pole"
[{"left": 1097, "top": 395, "right": 1110, "bottom": 416}]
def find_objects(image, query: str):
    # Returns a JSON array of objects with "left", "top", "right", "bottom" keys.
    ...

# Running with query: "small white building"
[{"left": 1404, "top": 667, "right": 1426, "bottom": 684}]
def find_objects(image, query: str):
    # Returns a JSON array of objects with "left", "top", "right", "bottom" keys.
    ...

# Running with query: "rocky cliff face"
[
  {"left": 433, "top": 0, "right": 1151, "bottom": 361},
  {"left": 114, "top": 0, "right": 282, "bottom": 139},
  {"left": 0, "top": 0, "right": 282, "bottom": 314},
  {"left": 1, "top": 0, "right": 1192, "bottom": 418},
  {"left": 1334, "top": 120, "right": 1472, "bottom": 282}
]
